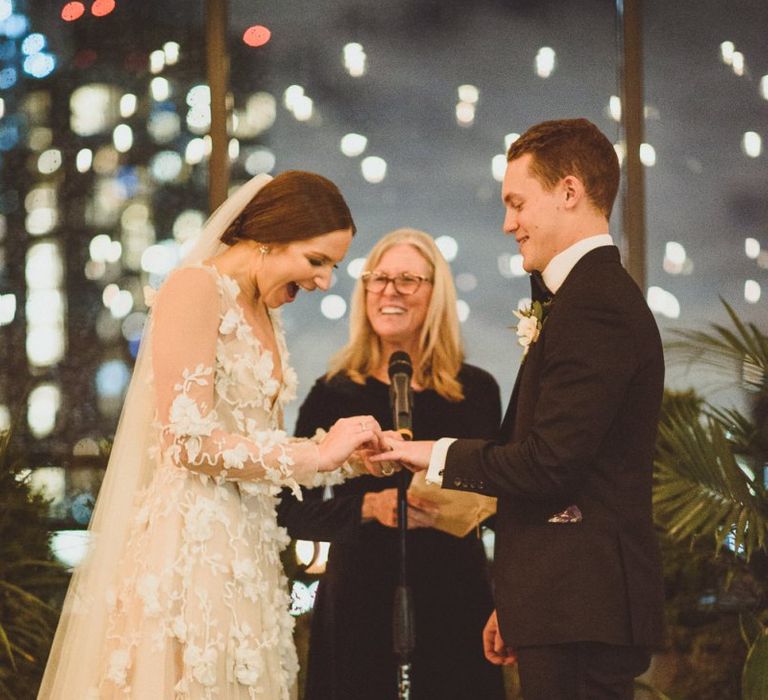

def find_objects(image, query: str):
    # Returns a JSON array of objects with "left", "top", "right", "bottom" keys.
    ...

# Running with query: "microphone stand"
[
  {"left": 388, "top": 351, "right": 415, "bottom": 699},
  {"left": 393, "top": 426, "right": 415, "bottom": 700}
]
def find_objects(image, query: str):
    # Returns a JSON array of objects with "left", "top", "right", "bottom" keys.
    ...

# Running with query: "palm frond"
[
  {"left": 654, "top": 400, "right": 768, "bottom": 560},
  {"left": 740, "top": 612, "right": 765, "bottom": 649},
  {"left": 708, "top": 406, "right": 760, "bottom": 453},
  {"left": 0, "top": 419, "right": 67, "bottom": 697},
  {"left": 743, "top": 629, "right": 768, "bottom": 700},
  {"left": 666, "top": 300, "right": 768, "bottom": 394},
  {"left": 0, "top": 623, "right": 16, "bottom": 672}
]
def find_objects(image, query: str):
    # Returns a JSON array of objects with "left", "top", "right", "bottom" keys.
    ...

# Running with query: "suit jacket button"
[{"left": 454, "top": 478, "right": 462, "bottom": 487}]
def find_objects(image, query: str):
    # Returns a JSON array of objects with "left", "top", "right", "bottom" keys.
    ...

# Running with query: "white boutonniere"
[{"left": 512, "top": 300, "right": 551, "bottom": 358}]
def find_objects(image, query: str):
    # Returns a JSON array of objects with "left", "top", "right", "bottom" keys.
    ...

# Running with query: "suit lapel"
[{"left": 499, "top": 246, "right": 622, "bottom": 443}]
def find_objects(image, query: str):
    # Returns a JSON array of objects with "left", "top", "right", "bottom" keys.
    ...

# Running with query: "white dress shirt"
[{"left": 425, "top": 233, "right": 615, "bottom": 485}]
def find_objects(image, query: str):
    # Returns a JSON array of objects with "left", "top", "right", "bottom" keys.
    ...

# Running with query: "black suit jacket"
[{"left": 444, "top": 246, "right": 665, "bottom": 648}]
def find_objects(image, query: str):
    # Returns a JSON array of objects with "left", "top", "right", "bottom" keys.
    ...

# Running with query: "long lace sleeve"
[
  {"left": 151, "top": 267, "right": 322, "bottom": 494},
  {"left": 283, "top": 429, "right": 367, "bottom": 488}
]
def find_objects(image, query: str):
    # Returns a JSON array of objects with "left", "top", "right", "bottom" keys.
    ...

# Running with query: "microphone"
[{"left": 388, "top": 351, "right": 414, "bottom": 441}]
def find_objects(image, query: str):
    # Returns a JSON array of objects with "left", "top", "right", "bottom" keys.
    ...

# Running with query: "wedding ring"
[{"left": 381, "top": 463, "right": 395, "bottom": 476}]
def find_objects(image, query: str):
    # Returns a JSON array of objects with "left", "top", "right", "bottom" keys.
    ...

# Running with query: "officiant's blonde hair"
[{"left": 328, "top": 228, "right": 465, "bottom": 401}]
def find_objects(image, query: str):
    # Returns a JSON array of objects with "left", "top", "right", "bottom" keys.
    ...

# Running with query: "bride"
[{"left": 39, "top": 171, "right": 386, "bottom": 699}]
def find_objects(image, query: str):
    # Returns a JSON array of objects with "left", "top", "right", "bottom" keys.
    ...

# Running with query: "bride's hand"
[
  {"left": 352, "top": 429, "right": 406, "bottom": 477},
  {"left": 317, "top": 416, "right": 381, "bottom": 472}
]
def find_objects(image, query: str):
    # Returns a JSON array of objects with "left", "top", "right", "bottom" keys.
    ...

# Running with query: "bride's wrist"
[{"left": 316, "top": 442, "right": 336, "bottom": 472}]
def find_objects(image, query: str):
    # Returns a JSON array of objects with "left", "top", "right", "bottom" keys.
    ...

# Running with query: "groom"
[{"left": 377, "top": 118, "right": 665, "bottom": 699}]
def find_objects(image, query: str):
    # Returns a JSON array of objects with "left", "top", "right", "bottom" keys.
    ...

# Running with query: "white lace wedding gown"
[{"left": 91, "top": 264, "right": 350, "bottom": 699}]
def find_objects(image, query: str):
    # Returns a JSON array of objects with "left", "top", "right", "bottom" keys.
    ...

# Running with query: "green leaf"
[
  {"left": 0, "top": 580, "right": 53, "bottom": 609},
  {"left": 666, "top": 300, "right": 768, "bottom": 396},
  {"left": 743, "top": 629, "right": 768, "bottom": 700},
  {"left": 653, "top": 399, "right": 768, "bottom": 560},
  {"left": 0, "top": 623, "right": 16, "bottom": 672},
  {"left": 741, "top": 612, "right": 765, "bottom": 649}
]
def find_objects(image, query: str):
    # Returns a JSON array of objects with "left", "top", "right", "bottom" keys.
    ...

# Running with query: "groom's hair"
[
  {"left": 221, "top": 170, "right": 356, "bottom": 246},
  {"left": 507, "top": 118, "right": 620, "bottom": 218}
]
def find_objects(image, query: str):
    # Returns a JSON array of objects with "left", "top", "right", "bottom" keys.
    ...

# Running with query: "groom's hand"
[
  {"left": 355, "top": 430, "right": 404, "bottom": 477},
  {"left": 371, "top": 439, "right": 434, "bottom": 472},
  {"left": 482, "top": 610, "right": 517, "bottom": 666}
]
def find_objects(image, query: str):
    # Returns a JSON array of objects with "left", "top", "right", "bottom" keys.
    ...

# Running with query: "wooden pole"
[
  {"left": 206, "top": 0, "right": 230, "bottom": 212},
  {"left": 617, "top": 0, "right": 646, "bottom": 290}
]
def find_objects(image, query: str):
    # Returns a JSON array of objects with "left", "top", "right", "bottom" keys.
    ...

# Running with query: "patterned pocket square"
[{"left": 547, "top": 505, "right": 582, "bottom": 523}]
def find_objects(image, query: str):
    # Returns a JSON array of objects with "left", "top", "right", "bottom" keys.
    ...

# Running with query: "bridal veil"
[{"left": 38, "top": 173, "right": 273, "bottom": 698}]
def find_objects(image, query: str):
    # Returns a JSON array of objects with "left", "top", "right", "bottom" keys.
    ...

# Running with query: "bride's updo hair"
[{"left": 220, "top": 170, "right": 356, "bottom": 246}]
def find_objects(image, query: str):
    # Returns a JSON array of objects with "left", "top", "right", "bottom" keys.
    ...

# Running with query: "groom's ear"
[{"left": 560, "top": 174, "right": 586, "bottom": 210}]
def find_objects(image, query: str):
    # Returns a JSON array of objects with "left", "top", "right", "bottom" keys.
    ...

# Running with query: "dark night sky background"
[{"left": 29, "top": 0, "right": 768, "bottom": 423}]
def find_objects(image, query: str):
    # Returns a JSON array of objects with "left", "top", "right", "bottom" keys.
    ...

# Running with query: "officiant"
[{"left": 277, "top": 228, "right": 504, "bottom": 700}]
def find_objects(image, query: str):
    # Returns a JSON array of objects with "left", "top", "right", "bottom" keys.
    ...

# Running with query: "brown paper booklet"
[{"left": 407, "top": 470, "right": 496, "bottom": 537}]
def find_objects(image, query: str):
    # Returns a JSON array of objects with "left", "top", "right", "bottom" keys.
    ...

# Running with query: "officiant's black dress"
[{"left": 277, "top": 365, "right": 505, "bottom": 700}]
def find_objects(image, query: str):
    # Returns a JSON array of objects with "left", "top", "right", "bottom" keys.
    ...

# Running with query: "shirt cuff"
[{"left": 426, "top": 437, "right": 457, "bottom": 486}]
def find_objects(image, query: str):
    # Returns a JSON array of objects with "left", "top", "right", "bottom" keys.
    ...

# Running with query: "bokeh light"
[
  {"left": 435, "top": 235, "right": 458, "bottom": 262},
  {"left": 37, "top": 148, "right": 62, "bottom": 174},
  {"left": 320, "top": 295, "right": 347, "bottom": 320},
  {"left": 361, "top": 156, "right": 386, "bottom": 183},
  {"left": 742, "top": 131, "right": 762, "bottom": 158},
  {"left": 27, "top": 384, "right": 61, "bottom": 437},
  {"left": 491, "top": 154, "right": 507, "bottom": 182},
  {"left": 745, "top": 280, "right": 761, "bottom": 304},
  {"left": 91, "top": 0, "right": 116, "bottom": 18},
  {"left": 647, "top": 286, "right": 680, "bottom": 319},
  {"left": 243, "top": 25, "right": 271, "bottom": 47},
  {"left": 343, "top": 43, "right": 366, "bottom": 77},
  {"left": 244, "top": 147, "right": 276, "bottom": 175},
  {"left": 458, "top": 84, "right": 479, "bottom": 103},
  {"left": 150, "top": 76, "right": 170, "bottom": 101},
  {"left": 2, "top": 13, "right": 28, "bottom": 37},
  {"left": 0, "top": 293, "right": 16, "bottom": 325},
  {"left": 50, "top": 530, "right": 90, "bottom": 569},
  {"left": 96, "top": 359, "right": 131, "bottom": 397},
  {"left": 455, "top": 273, "right": 477, "bottom": 292},
  {"left": 745, "top": 238, "right": 760, "bottom": 259},
  {"left": 21, "top": 33, "right": 46, "bottom": 55},
  {"left": 0, "top": 67, "right": 17, "bottom": 89},
  {"left": 535, "top": 46, "right": 556, "bottom": 78},
  {"left": 455, "top": 101, "right": 475, "bottom": 127},
  {"left": 150, "top": 150, "right": 184, "bottom": 183},
  {"left": 76, "top": 148, "right": 93, "bottom": 172},
  {"left": 340, "top": 133, "right": 367, "bottom": 157},
  {"left": 640, "top": 143, "right": 656, "bottom": 167},
  {"left": 456, "top": 299, "right": 470, "bottom": 323},
  {"left": 346, "top": 257, "right": 366, "bottom": 279}
]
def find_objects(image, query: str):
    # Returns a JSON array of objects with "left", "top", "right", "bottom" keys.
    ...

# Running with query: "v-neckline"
[{"left": 203, "top": 264, "right": 286, "bottom": 411}]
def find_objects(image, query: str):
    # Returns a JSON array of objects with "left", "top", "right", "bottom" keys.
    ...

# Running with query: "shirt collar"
[{"left": 541, "top": 234, "right": 614, "bottom": 294}]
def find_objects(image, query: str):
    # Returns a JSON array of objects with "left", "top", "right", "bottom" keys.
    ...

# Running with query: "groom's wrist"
[{"left": 426, "top": 438, "right": 456, "bottom": 485}]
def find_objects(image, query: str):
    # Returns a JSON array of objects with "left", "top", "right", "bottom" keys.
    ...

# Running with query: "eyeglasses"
[{"left": 361, "top": 271, "right": 432, "bottom": 296}]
